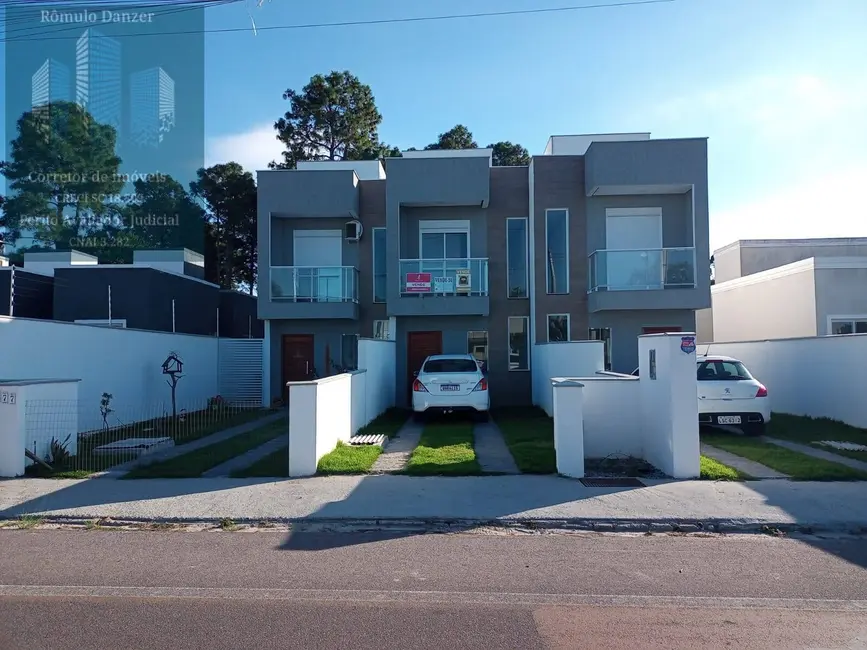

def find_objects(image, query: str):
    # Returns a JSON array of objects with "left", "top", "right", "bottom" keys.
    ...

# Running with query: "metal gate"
[{"left": 218, "top": 339, "right": 263, "bottom": 406}]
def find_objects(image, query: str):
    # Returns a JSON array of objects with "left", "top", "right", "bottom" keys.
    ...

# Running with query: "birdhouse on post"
[{"left": 162, "top": 352, "right": 184, "bottom": 419}]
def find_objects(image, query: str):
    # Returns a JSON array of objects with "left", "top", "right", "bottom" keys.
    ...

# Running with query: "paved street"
[{"left": 1, "top": 529, "right": 865, "bottom": 648}]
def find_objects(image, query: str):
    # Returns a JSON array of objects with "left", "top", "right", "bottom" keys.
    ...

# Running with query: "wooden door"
[
  {"left": 407, "top": 331, "right": 442, "bottom": 402},
  {"left": 282, "top": 334, "right": 315, "bottom": 402},
  {"left": 641, "top": 326, "right": 682, "bottom": 335}
]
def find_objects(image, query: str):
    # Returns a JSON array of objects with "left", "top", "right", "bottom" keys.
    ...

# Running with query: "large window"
[
  {"left": 419, "top": 220, "right": 469, "bottom": 261},
  {"left": 545, "top": 209, "right": 569, "bottom": 294},
  {"left": 547, "top": 314, "right": 570, "bottom": 342},
  {"left": 467, "top": 330, "right": 488, "bottom": 371},
  {"left": 829, "top": 317, "right": 867, "bottom": 335},
  {"left": 372, "top": 227, "right": 387, "bottom": 303},
  {"left": 508, "top": 316, "right": 530, "bottom": 371},
  {"left": 589, "top": 327, "right": 612, "bottom": 371},
  {"left": 506, "top": 217, "right": 528, "bottom": 298}
]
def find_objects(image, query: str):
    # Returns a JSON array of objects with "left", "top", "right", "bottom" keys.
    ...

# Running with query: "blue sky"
[{"left": 4, "top": 0, "right": 867, "bottom": 250}]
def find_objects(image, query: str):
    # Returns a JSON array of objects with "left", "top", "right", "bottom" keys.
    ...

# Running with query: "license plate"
[
  {"left": 440, "top": 385, "right": 459, "bottom": 391},
  {"left": 717, "top": 415, "right": 741, "bottom": 425}
]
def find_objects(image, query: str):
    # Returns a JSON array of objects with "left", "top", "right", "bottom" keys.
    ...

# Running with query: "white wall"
[
  {"left": 0, "top": 317, "right": 218, "bottom": 431},
  {"left": 580, "top": 377, "right": 642, "bottom": 458},
  {"left": 350, "top": 371, "right": 368, "bottom": 435},
  {"left": 358, "top": 338, "right": 396, "bottom": 421},
  {"left": 703, "top": 334, "right": 867, "bottom": 429},
  {"left": 533, "top": 341, "right": 605, "bottom": 416}
]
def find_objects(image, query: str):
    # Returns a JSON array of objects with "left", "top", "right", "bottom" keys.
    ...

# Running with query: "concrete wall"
[
  {"left": 533, "top": 341, "right": 605, "bottom": 416},
  {"left": 712, "top": 242, "right": 743, "bottom": 284},
  {"left": 0, "top": 317, "right": 218, "bottom": 432},
  {"left": 814, "top": 266, "right": 867, "bottom": 335},
  {"left": 740, "top": 240, "right": 867, "bottom": 278},
  {"left": 695, "top": 307, "right": 713, "bottom": 342},
  {"left": 579, "top": 377, "right": 642, "bottom": 458},
  {"left": 358, "top": 338, "right": 397, "bottom": 423},
  {"left": 703, "top": 334, "right": 867, "bottom": 429},
  {"left": 288, "top": 374, "right": 352, "bottom": 477}
]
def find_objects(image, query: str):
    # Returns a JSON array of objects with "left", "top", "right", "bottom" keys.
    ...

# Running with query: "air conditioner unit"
[{"left": 345, "top": 219, "right": 363, "bottom": 242}]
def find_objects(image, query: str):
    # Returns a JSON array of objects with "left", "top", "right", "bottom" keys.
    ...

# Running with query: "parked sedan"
[
  {"left": 412, "top": 354, "right": 490, "bottom": 421},
  {"left": 630, "top": 355, "right": 770, "bottom": 435}
]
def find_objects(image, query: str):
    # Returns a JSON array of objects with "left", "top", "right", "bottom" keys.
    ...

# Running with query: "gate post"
[{"left": 552, "top": 378, "right": 585, "bottom": 478}]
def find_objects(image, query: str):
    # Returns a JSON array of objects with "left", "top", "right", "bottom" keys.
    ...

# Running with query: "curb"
[{"left": 2, "top": 515, "right": 866, "bottom": 536}]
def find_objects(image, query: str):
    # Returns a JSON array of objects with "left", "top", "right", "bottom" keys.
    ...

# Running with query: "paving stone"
[{"left": 369, "top": 419, "right": 420, "bottom": 473}]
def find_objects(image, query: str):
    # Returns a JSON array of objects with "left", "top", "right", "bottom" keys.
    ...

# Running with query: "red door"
[
  {"left": 642, "top": 326, "right": 682, "bottom": 335},
  {"left": 407, "top": 331, "right": 442, "bottom": 402},
  {"left": 282, "top": 334, "right": 315, "bottom": 402}
]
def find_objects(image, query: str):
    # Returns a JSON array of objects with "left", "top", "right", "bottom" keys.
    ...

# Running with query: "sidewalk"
[{"left": 2, "top": 475, "right": 867, "bottom": 532}]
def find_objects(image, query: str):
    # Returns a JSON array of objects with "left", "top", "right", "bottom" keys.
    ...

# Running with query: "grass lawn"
[
  {"left": 355, "top": 408, "right": 411, "bottom": 438},
  {"left": 404, "top": 420, "right": 481, "bottom": 476},
  {"left": 767, "top": 414, "right": 867, "bottom": 462},
  {"left": 492, "top": 407, "right": 556, "bottom": 474},
  {"left": 318, "top": 442, "right": 383, "bottom": 474},
  {"left": 701, "top": 430, "right": 867, "bottom": 481},
  {"left": 123, "top": 419, "right": 286, "bottom": 479},
  {"left": 230, "top": 445, "right": 289, "bottom": 478},
  {"left": 700, "top": 455, "right": 747, "bottom": 481}
]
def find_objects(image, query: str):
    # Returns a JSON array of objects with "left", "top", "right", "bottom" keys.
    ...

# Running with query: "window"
[
  {"left": 508, "top": 316, "right": 530, "bottom": 371},
  {"left": 341, "top": 334, "right": 359, "bottom": 370},
  {"left": 547, "top": 314, "right": 570, "bottom": 342},
  {"left": 589, "top": 327, "right": 612, "bottom": 371},
  {"left": 422, "top": 358, "right": 479, "bottom": 373},
  {"left": 545, "top": 209, "right": 569, "bottom": 294},
  {"left": 373, "top": 320, "right": 390, "bottom": 340},
  {"left": 419, "top": 220, "right": 470, "bottom": 261},
  {"left": 697, "top": 360, "right": 752, "bottom": 381},
  {"left": 372, "top": 228, "right": 387, "bottom": 303},
  {"left": 467, "top": 330, "right": 488, "bottom": 371},
  {"left": 829, "top": 317, "right": 867, "bottom": 335},
  {"left": 506, "top": 218, "right": 528, "bottom": 298}
]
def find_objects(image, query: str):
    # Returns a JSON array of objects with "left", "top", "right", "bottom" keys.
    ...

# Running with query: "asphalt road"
[{"left": 1, "top": 529, "right": 866, "bottom": 649}]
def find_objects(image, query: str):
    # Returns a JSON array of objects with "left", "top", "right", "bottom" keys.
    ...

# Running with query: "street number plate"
[
  {"left": 440, "top": 385, "right": 459, "bottom": 391},
  {"left": 717, "top": 415, "right": 741, "bottom": 425}
]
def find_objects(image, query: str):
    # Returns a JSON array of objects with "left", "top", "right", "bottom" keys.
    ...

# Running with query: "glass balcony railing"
[
  {"left": 398, "top": 258, "right": 489, "bottom": 296},
  {"left": 270, "top": 266, "right": 359, "bottom": 302},
  {"left": 589, "top": 247, "right": 696, "bottom": 292}
]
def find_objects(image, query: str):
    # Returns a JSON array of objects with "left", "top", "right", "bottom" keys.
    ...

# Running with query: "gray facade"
[{"left": 258, "top": 135, "right": 710, "bottom": 401}]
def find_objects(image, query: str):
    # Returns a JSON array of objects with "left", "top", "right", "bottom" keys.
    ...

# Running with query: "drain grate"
[
  {"left": 580, "top": 477, "right": 645, "bottom": 488},
  {"left": 349, "top": 434, "right": 386, "bottom": 446}
]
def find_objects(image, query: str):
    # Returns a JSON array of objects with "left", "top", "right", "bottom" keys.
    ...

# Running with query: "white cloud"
[
  {"left": 710, "top": 165, "right": 867, "bottom": 251},
  {"left": 205, "top": 123, "right": 283, "bottom": 174}
]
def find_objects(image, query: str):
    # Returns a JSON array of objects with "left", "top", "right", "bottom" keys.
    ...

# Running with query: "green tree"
[
  {"left": 424, "top": 124, "right": 477, "bottom": 150},
  {"left": 0, "top": 101, "right": 123, "bottom": 249},
  {"left": 488, "top": 141, "right": 530, "bottom": 166},
  {"left": 125, "top": 174, "right": 207, "bottom": 251},
  {"left": 271, "top": 71, "right": 397, "bottom": 168},
  {"left": 190, "top": 162, "right": 257, "bottom": 293}
]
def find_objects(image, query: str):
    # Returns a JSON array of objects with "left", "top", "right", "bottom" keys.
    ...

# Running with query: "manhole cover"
[{"left": 580, "top": 477, "right": 645, "bottom": 488}]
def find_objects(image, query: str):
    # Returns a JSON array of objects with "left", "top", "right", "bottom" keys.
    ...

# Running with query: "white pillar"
[
  {"left": 288, "top": 382, "right": 318, "bottom": 477},
  {"left": 552, "top": 378, "right": 585, "bottom": 478},
  {"left": 0, "top": 384, "right": 26, "bottom": 477}
]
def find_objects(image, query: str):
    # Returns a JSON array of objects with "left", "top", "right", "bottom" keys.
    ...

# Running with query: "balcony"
[
  {"left": 390, "top": 258, "right": 489, "bottom": 317},
  {"left": 587, "top": 247, "right": 706, "bottom": 312},
  {"left": 269, "top": 266, "right": 359, "bottom": 319}
]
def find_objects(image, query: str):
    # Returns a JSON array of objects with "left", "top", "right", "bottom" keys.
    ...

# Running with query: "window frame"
[
  {"left": 546, "top": 313, "right": 570, "bottom": 342},
  {"left": 373, "top": 319, "right": 390, "bottom": 340},
  {"left": 589, "top": 327, "right": 612, "bottom": 371},
  {"left": 506, "top": 217, "right": 529, "bottom": 299},
  {"left": 507, "top": 316, "right": 530, "bottom": 372},
  {"left": 828, "top": 315, "right": 867, "bottom": 335},
  {"left": 545, "top": 208, "right": 569, "bottom": 295},
  {"left": 418, "top": 220, "right": 471, "bottom": 260},
  {"left": 372, "top": 227, "right": 387, "bottom": 303},
  {"left": 467, "top": 330, "right": 489, "bottom": 371}
]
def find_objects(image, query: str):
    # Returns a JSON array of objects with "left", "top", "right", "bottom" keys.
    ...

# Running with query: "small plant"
[
  {"left": 46, "top": 434, "right": 72, "bottom": 469},
  {"left": 17, "top": 515, "right": 43, "bottom": 530},
  {"left": 218, "top": 517, "right": 238, "bottom": 531},
  {"left": 100, "top": 392, "right": 114, "bottom": 431}
]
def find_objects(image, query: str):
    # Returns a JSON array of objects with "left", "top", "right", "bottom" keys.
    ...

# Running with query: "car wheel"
[{"left": 744, "top": 422, "right": 765, "bottom": 437}]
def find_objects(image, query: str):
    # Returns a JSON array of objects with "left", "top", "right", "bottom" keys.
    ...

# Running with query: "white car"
[
  {"left": 697, "top": 355, "right": 769, "bottom": 435},
  {"left": 412, "top": 354, "right": 490, "bottom": 420},
  {"left": 630, "top": 354, "right": 770, "bottom": 435}
]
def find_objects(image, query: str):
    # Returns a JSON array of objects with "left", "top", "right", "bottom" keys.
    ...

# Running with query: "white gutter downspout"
[{"left": 528, "top": 158, "right": 537, "bottom": 405}]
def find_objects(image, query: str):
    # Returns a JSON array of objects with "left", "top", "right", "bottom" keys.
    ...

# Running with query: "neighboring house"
[
  {"left": 0, "top": 256, "right": 54, "bottom": 319},
  {"left": 698, "top": 238, "right": 867, "bottom": 343},
  {"left": 6, "top": 249, "right": 262, "bottom": 338},
  {"left": 257, "top": 133, "right": 711, "bottom": 407}
]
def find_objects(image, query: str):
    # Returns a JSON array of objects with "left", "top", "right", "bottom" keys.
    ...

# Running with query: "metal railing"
[
  {"left": 270, "top": 266, "right": 359, "bottom": 302},
  {"left": 588, "top": 247, "right": 696, "bottom": 292},
  {"left": 398, "top": 258, "right": 489, "bottom": 296}
]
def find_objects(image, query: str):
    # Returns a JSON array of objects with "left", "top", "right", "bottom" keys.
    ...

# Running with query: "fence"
[
  {"left": 218, "top": 338, "right": 264, "bottom": 405},
  {"left": 532, "top": 341, "right": 605, "bottom": 416},
  {"left": 702, "top": 334, "right": 867, "bottom": 429},
  {"left": 23, "top": 396, "right": 264, "bottom": 475}
]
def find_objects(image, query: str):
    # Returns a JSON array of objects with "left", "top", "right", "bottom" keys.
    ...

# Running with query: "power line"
[{"left": 0, "top": 0, "right": 675, "bottom": 43}]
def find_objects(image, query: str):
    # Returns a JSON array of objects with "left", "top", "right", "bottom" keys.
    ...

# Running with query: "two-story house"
[{"left": 257, "top": 132, "right": 711, "bottom": 407}]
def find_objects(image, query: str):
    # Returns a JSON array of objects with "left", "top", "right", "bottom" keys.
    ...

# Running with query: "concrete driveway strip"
[
  {"left": 473, "top": 421, "right": 520, "bottom": 474},
  {"left": 700, "top": 443, "right": 788, "bottom": 479},
  {"left": 2, "top": 475, "right": 867, "bottom": 530},
  {"left": 201, "top": 435, "right": 288, "bottom": 478}
]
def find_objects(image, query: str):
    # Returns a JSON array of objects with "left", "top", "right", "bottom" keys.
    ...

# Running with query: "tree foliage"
[
  {"left": 271, "top": 71, "right": 398, "bottom": 168},
  {"left": 421, "top": 125, "right": 530, "bottom": 166},
  {"left": 488, "top": 141, "right": 530, "bottom": 166},
  {"left": 190, "top": 162, "right": 257, "bottom": 293},
  {"left": 424, "top": 124, "right": 477, "bottom": 150}
]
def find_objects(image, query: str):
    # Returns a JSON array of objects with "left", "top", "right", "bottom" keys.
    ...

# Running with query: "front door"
[
  {"left": 642, "top": 326, "right": 682, "bottom": 335},
  {"left": 605, "top": 211, "right": 663, "bottom": 290},
  {"left": 282, "top": 334, "right": 315, "bottom": 402},
  {"left": 407, "top": 331, "right": 443, "bottom": 402}
]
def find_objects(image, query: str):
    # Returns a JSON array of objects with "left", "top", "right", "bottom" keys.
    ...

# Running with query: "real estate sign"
[
  {"left": 405, "top": 272, "right": 432, "bottom": 292},
  {"left": 455, "top": 269, "right": 471, "bottom": 293},
  {"left": 434, "top": 276, "right": 454, "bottom": 293}
]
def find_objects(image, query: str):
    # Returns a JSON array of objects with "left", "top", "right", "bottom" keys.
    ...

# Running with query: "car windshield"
[
  {"left": 697, "top": 360, "right": 752, "bottom": 381},
  {"left": 423, "top": 358, "right": 479, "bottom": 373}
]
